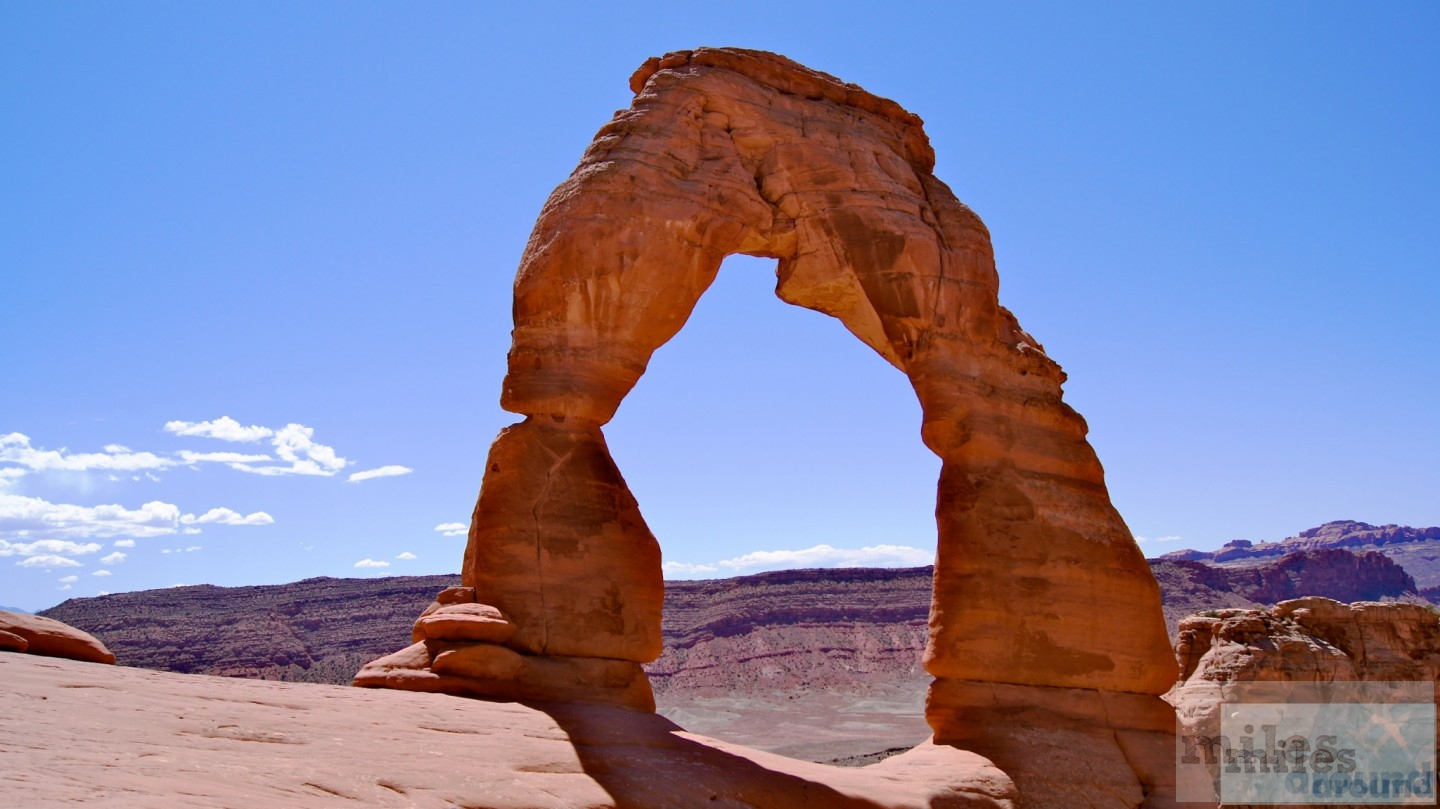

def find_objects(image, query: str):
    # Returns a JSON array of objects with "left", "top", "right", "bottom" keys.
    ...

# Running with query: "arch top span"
[
  {"left": 502, "top": 47, "right": 1034, "bottom": 426},
  {"left": 359, "top": 48, "right": 1180, "bottom": 808}
]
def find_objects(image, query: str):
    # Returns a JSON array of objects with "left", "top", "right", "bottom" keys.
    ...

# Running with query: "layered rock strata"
[{"left": 359, "top": 47, "right": 1176, "bottom": 807}]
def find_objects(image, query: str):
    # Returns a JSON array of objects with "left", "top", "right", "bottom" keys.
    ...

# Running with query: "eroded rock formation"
[
  {"left": 1171, "top": 598, "right": 1440, "bottom": 688},
  {"left": 0, "top": 610, "right": 115, "bottom": 665},
  {"left": 1168, "top": 599, "right": 1440, "bottom": 806},
  {"left": 358, "top": 47, "right": 1177, "bottom": 808}
]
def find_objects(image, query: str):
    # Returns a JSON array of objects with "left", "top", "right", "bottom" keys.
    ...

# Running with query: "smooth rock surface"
[
  {"left": 413, "top": 602, "right": 517, "bottom": 644},
  {"left": 0, "top": 609, "right": 114, "bottom": 664},
  {"left": 0, "top": 653, "right": 1017, "bottom": 808}
]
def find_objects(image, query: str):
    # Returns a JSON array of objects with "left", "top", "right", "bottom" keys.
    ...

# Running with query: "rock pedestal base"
[
  {"left": 928, "top": 679, "right": 1177, "bottom": 809},
  {"left": 353, "top": 586, "right": 654, "bottom": 711}
]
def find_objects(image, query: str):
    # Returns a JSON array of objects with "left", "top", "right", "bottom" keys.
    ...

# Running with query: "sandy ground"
[{"left": 657, "top": 681, "right": 932, "bottom": 763}]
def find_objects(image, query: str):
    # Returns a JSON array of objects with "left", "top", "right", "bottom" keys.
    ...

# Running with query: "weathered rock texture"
[
  {"left": 1167, "top": 598, "right": 1440, "bottom": 807},
  {"left": 0, "top": 609, "right": 114, "bottom": 665},
  {"left": 1171, "top": 598, "right": 1440, "bottom": 688},
  {"left": 360, "top": 47, "right": 1177, "bottom": 807}
]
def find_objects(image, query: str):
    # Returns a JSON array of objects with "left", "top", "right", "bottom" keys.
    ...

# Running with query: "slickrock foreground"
[
  {"left": 361, "top": 46, "right": 1177, "bottom": 808},
  {"left": 0, "top": 654, "right": 1015, "bottom": 808}
]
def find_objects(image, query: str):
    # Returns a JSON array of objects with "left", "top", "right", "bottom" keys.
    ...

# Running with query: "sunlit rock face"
[
  {"left": 359, "top": 47, "right": 1177, "bottom": 808},
  {"left": 0, "top": 609, "right": 115, "bottom": 665},
  {"left": 1168, "top": 598, "right": 1440, "bottom": 807}
]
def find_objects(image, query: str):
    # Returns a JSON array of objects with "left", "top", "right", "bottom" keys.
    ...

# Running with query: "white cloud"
[
  {"left": 58, "top": 584, "right": 71, "bottom": 591},
  {"left": 354, "top": 558, "right": 390, "bottom": 569},
  {"left": 163, "top": 417, "right": 273, "bottom": 443},
  {"left": 347, "top": 465, "right": 413, "bottom": 483},
  {"left": 180, "top": 508, "right": 274, "bottom": 526},
  {"left": 1, "top": 494, "right": 180, "bottom": 540},
  {"left": 182, "top": 527, "right": 201, "bottom": 535},
  {"left": 662, "top": 544, "right": 934, "bottom": 579},
  {"left": 185, "top": 545, "right": 201, "bottom": 552},
  {"left": 92, "top": 569, "right": 112, "bottom": 577},
  {"left": 9, "top": 421, "right": 397, "bottom": 488},
  {"left": 396, "top": 551, "right": 417, "bottom": 560},
  {"left": 177, "top": 450, "right": 272, "bottom": 465},
  {"left": 100, "top": 551, "right": 127, "bottom": 565},
  {"left": 435, "top": 522, "right": 467, "bottom": 537},
  {"left": 113, "top": 539, "right": 135, "bottom": 548},
  {"left": 1136, "top": 535, "right": 1183, "bottom": 544},
  {"left": 160, "top": 545, "right": 202, "bottom": 555},
  {"left": 227, "top": 423, "right": 348, "bottom": 477},
  {"left": 58, "top": 575, "right": 79, "bottom": 583},
  {"left": 16, "top": 555, "right": 82, "bottom": 569},
  {"left": 0, "top": 493, "right": 273, "bottom": 542},
  {"left": 0, "top": 539, "right": 103, "bottom": 557},
  {"left": 1, "top": 432, "right": 176, "bottom": 474}
]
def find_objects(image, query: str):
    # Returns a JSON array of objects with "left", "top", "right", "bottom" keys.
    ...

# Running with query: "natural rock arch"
[{"left": 360, "top": 48, "right": 1179, "bottom": 808}]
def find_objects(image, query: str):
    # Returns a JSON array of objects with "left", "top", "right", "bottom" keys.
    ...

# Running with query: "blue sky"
[{"left": 3, "top": 3, "right": 1437, "bottom": 611}]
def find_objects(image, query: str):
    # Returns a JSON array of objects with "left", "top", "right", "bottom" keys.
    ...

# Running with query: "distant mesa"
[
  {"left": 1159, "top": 519, "right": 1440, "bottom": 591},
  {"left": 1149, "top": 546, "right": 1420, "bottom": 637},
  {"left": 1161, "top": 519, "right": 1440, "bottom": 562}
]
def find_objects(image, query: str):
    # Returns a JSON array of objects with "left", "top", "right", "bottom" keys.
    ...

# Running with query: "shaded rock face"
[
  {"left": 360, "top": 47, "right": 1175, "bottom": 806},
  {"left": 1149, "top": 549, "right": 1420, "bottom": 638},
  {"left": 0, "top": 609, "right": 115, "bottom": 664},
  {"left": 1161, "top": 521, "right": 1440, "bottom": 581},
  {"left": 1229, "top": 549, "right": 1418, "bottom": 604}
]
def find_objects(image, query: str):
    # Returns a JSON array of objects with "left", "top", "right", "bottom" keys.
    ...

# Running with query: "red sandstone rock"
[
  {"left": 364, "top": 46, "right": 1176, "bottom": 808},
  {"left": 0, "top": 609, "right": 114, "bottom": 664},
  {"left": 412, "top": 603, "right": 516, "bottom": 644},
  {"left": 1168, "top": 598, "right": 1440, "bottom": 807},
  {"left": 429, "top": 641, "right": 525, "bottom": 680},
  {"left": 1172, "top": 597, "right": 1440, "bottom": 686},
  {"left": 462, "top": 419, "right": 662, "bottom": 661},
  {"left": 0, "top": 628, "right": 27, "bottom": 652}
]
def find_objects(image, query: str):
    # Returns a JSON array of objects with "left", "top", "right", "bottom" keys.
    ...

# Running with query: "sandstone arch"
[{"left": 360, "top": 48, "right": 1179, "bottom": 808}]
